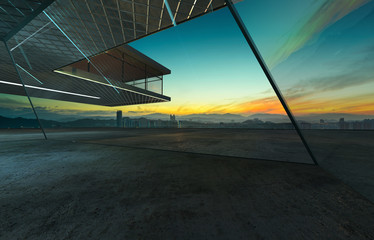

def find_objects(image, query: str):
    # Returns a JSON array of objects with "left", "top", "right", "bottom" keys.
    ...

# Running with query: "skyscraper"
[{"left": 117, "top": 111, "right": 123, "bottom": 128}]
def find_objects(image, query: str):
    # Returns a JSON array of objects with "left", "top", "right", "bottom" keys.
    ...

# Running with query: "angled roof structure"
[
  {"left": 0, "top": 0, "right": 226, "bottom": 106},
  {"left": 57, "top": 45, "right": 171, "bottom": 85},
  {"left": 0, "top": 0, "right": 320, "bottom": 166}
]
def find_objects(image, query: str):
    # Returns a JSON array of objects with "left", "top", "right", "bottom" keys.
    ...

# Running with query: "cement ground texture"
[
  {"left": 1, "top": 135, "right": 374, "bottom": 239},
  {"left": 2, "top": 128, "right": 372, "bottom": 201}
]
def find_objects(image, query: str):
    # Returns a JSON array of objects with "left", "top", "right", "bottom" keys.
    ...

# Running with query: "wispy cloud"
[
  {"left": 269, "top": 0, "right": 370, "bottom": 68},
  {"left": 285, "top": 92, "right": 374, "bottom": 115},
  {"left": 127, "top": 110, "right": 150, "bottom": 114},
  {"left": 282, "top": 47, "right": 374, "bottom": 102},
  {"left": 234, "top": 96, "right": 285, "bottom": 115},
  {"left": 284, "top": 73, "right": 373, "bottom": 102}
]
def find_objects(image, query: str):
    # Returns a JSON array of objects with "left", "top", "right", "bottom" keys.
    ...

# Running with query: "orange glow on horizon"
[
  {"left": 286, "top": 94, "right": 374, "bottom": 116},
  {"left": 1, "top": 93, "right": 374, "bottom": 118}
]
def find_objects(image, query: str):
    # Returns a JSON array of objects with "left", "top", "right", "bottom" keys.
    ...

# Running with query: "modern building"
[
  {"left": 116, "top": 110, "right": 122, "bottom": 127},
  {"left": 0, "top": 0, "right": 227, "bottom": 107},
  {"left": 1, "top": 1, "right": 374, "bottom": 239},
  {"left": 123, "top": 116, "right": 178, "bottom": 128}
]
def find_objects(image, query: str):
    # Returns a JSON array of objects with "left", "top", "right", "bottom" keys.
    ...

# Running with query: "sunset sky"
[{"left": 1, "top": 0, "right": 373, "bottom": 120}]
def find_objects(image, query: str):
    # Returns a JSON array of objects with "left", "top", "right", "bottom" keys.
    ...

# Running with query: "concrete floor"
[
  {"left": 1, "top": 138, "right": 374, "bottom": 239},
  {"left": 303, "top": 130, "right": 374, "bottom": 202},
  {"left": 1, "top": 128, "right": 374, "bottom": 202},
  {"left": 0, "top": 128, "right": 313, "bottom": 163},
  {"left": 38, "top": 128, "right": 374, "bottom": 202}
]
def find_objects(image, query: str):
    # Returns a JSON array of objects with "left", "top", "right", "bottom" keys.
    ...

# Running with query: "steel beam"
[
  {"left": 224, "top": 0, "right": 318, "bottom": 165},
  {"left": 3, "top": 0, "right": 55, "bottom": 42},
  {"left": 4, "top": 40, "right": 47, "bottom": 140}
]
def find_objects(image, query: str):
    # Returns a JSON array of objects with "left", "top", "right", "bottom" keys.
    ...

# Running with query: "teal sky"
[
  {"left": 1, "top": 0, "right": 373, "bottom": 119},
  {"left": 128, "top": 0, "right": 374, "bottom": 116}
]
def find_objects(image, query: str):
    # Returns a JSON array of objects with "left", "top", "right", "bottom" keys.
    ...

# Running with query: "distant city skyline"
[
  {"left": 1, "top": 112, "right": 374, "bottom": 130},
  {"left": 1, "top": 0, "right": 373, "bottom": 119}
]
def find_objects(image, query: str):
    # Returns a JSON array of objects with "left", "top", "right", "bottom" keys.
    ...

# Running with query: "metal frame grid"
[
  {"left": 0, "top": 0, "right": 318, "bottom": 164},
  {"left": 0, "top": 0, "right": 54, "bottom": 41},
  {"left": 1, "top": 0, "right": 227, "bottom": 107}
]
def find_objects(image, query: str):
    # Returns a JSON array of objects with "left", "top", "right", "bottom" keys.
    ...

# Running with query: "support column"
[
  {"left": 224, "top": 0, "right": 318, "bottom": 165},
  {"left": 145, "top": 64, "right": 148, "bottom": 90},
  {"left": 4, "top": 41, "right": 47, "bottom": 140},
  {"left": 122, "top": 53, "right": 125, "bottom": 82}
]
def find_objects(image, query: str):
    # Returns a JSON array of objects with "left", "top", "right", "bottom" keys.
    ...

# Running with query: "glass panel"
[
  {"left": 132, "top": 79, "right": 146, "bottom": 89},
  {"left": 235, "top": 0, "right": 374, "bottom": 201},
  {"left": 0, "top": 41, "right": 44, "bottom": 142},
  {"left": 6, "top": 8, "right": 170, "bottom": 138},
  {"left": 7, "top": 13, "right": 122, "bottom": 135},
  {"left": 113, "top": 7, "right": 313, "bottom": 164},
  {"left": 54, "top": 45, "right": 166, "bottom": 95},
  {"left": 2, "top": 0, "right": 313, "bottom": 165},
  {"left": 147, "top": 78, "right": 163, "bottom": 94}
]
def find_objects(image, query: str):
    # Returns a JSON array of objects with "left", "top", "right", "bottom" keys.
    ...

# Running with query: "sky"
[{"left": 1, "top": 0, "right": 373, "bottom": 120}]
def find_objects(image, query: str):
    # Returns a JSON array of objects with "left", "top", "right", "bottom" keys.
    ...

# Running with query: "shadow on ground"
[{"left": 1, "top": 139, "right": 374, "bottom": 239}]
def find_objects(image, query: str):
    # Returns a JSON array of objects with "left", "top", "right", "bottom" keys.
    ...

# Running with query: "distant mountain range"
[
  {"left": 1, "top": 112, "right": 373, "bottom": 129},
  {"left": 137, "top": 113, "right": 290, "bottom": 123},
  {"left": 247, "top": 113, "right": 290, "bottom": 123},
  {"left": 138, "top": 112, "right": 374, "bottom": 123},
  {"left": 0, "top": 116, "right": 116, "bottom": 129},
  {"left": 296, "top": 113, "right": 374, "bottom": 122}
]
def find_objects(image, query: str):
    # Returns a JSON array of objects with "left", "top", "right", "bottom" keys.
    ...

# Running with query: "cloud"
[
  {"left": 234, "top": 96, "right": 286, "bottom": 115},
  {"left": 126, "top": 110, "right": 153, "bottom": 114},
  {"left": 0, "top": 95, "right": 30, "bottom": 108},
  {"left": 284, "top": 74, "right": 373, "bottom": 102},
  {"left": 0, "top": 101, "right": 118, "bottom": 120},
  {"left": 284, "top": 92, "right": 374, "bottom": 115},
  {"left": 269, "top": 0, "right": 370, "bottom": 68},
  {"left": 282, "top": 52, "right": 374, "bottom": 102}
]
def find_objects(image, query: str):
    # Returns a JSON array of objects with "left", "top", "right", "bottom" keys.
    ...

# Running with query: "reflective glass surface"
[
  {"left": 0, "top": 41, "right": 45, "bottom": 141},
  {"left": 235, "top": 0, "right": 374, "bottom": 201}
]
